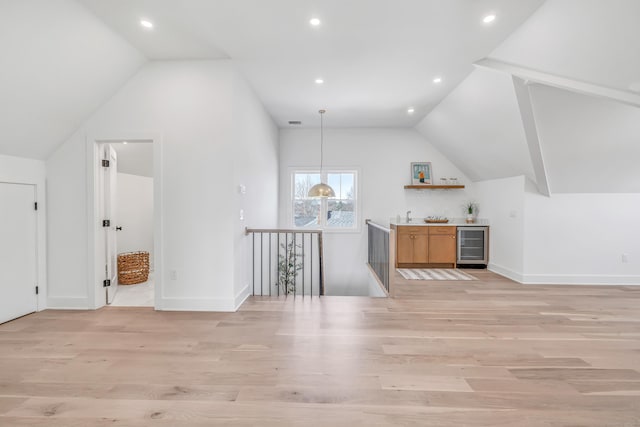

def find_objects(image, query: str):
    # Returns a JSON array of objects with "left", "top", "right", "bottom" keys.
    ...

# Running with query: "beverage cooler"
[{"left": 457, "top": 227, "right": 488, "bottom": 266}]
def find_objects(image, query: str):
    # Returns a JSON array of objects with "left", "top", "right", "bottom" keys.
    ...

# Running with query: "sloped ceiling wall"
[
  {"left": 530, "top": 84, "right": 640, "bottom": 193},
  {"left": 0, "top": 0, "right": 146, "bottom": 159},
  {"left": 415, "top": 68, "right": 534, "bottom": 182},
  {"left": 416, "top": 0, "right": 640, "bottom": 193}
]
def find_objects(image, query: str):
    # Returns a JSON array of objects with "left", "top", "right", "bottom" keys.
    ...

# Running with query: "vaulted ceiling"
[
  {"left": 416, "top": 0, "right": 640, "bottom": 193},
  {"left": 1, "top": 0, "right": 638, "bottom": 195},
  {"left": 0, "top": 0, "right": 545, "bottom": 159}
]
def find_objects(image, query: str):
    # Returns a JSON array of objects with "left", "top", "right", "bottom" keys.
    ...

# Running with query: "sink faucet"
[{"left": 406, "top": 210, "right": 412, "bottom": 223}]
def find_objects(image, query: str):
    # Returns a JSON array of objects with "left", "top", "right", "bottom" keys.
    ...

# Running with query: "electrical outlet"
[
  {"left": 169, "top": 270, "right": 177, "bottom": 280},
  {"left": 622, "top": 253, "right": 629, "bottom": 264}
]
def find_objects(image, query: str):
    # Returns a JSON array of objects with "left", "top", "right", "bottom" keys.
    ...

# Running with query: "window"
[{"left": 292, "top": 170, "right": 357, "bottom": 230}]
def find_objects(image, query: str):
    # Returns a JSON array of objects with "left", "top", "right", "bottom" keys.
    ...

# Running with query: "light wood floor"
[{"left": 1, "top": 270, "right": 640, "bottom": 426}]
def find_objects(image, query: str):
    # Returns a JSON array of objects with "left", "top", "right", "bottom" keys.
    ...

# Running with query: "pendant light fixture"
[{"left": 308, "top": 109, "right": 336, "bottom": 198}]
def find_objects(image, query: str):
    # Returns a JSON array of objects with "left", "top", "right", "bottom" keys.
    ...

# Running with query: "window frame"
[{"left": 290, "top": 167, "right": 360, "bottom": 233}]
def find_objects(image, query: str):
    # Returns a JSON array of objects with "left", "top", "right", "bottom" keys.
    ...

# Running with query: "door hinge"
[
  {"left": 103, "top": 279, "right": 111, "bottom": 287},
  {"left": 35, "top": 286, "right": 39, "bottom": 295},
  {"left": 34, "top": 202, "right": 38, "bottom": 211},
  {"left": 103, "top": 220, "right": 110, "bottom": 227},
  {"left": 101, "top": 159, "right": 110, "bottom": 167}
]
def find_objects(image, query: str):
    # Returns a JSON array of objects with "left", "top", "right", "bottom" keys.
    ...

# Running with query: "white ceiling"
[
  {"left": 79, "top": 0, "right": 545, "bottom": 128},
  {"left": 416, "top": 68, "right": 534, "bottom": 182},
  {"left": 0, "top": 0, "right": 145, "bottom": 159},
  {"left": 112, "top": 142, "right": 154, "bottom": 178},
  {"left": 491, "top": 0, "right": 640, "bottom": 94}
]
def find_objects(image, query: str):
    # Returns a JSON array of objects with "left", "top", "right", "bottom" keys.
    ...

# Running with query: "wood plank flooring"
[{"left": 1, "top": 270, "right": 640, "bottom": 426}]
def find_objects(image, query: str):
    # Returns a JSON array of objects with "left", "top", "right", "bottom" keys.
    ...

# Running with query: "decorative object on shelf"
[
  {"left": 410, "top": 162, "right": 432, "bottom": 185},
  {"left": 439, "top": 178, "right": 448, "bottom": 185},
  {"left": 117, "top": 251, "right": 150, "bottom": 285},
  {"left": 464, "top": 202, "right": 478, "bottom": 223},
  {"left": 308, "top": 109, "right": 335, "bottom": 198},
  {"left": 404, "top": 184, "right": 465, "bottom": 189},
  {"left": 425, "top": 216, "right": 449, "bottom": 223},
  {"left": 449, "top": 177, "right": 458, "bottom": 185}
]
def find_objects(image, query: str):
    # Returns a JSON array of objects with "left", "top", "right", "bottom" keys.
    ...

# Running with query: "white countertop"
[{"left": 390, "top": 218, "right": 489, "bottom": 227}]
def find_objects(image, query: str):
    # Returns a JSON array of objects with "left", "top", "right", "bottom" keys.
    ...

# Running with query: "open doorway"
[{"left": 100, "top": 140, "right": 155, "bottom": 307}]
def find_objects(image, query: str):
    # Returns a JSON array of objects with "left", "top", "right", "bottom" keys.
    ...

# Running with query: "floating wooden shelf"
[{"left": 404, "top": 185, "right": 465, "bottom": 190}]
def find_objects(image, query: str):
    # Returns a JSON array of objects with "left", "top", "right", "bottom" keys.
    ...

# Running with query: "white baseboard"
[
  {"left": 234, "top": 285, "right": 251, "bottom": 310},
  {"left": 488, "top": 264, "right": 640, "bottom": 285},
  {"left": 159, "top": 297, "right": 237, "bottom": 312},
  {"left": 488, "top": 263, "right": 524, "bottom": 283},
  {"left": 46, "top": 296, "right": 91, "bottom": 310},
  {"left": 521, "top": 274, "right": 640, "bottom": 285}
]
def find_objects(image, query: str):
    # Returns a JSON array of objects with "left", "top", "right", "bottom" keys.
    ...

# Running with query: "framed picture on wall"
[{"left": 411, "top": 162, "right": 432, "bottom": 185}]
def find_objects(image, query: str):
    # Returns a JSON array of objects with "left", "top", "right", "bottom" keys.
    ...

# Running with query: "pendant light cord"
[{"left": 320, "top": 110, "right": 324, "bottom": 173}]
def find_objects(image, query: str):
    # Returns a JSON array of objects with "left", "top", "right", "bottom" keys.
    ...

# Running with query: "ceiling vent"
[{"left": 288, "top": 121, "right": 302, "bottom": 125}]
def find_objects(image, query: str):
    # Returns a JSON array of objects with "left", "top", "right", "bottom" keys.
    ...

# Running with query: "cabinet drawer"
[
  {"left": 429, "top": 226, "right": 456, "bottom": 235},
  {"left": 398, "top": 226, "right": 429, "bottom": 235}
]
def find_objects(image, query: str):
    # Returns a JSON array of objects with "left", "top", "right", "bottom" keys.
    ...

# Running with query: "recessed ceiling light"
[
  {"left": 483, "top": 14, "right": 496, "bottom": 24},
  {"left": 407, "top": 108, "right": 415, "bottom": 114},
  {"left": 433, "top": 77, "right": 442, "bottom": 84},
  {"left": 315, "top": 78, "right": 324, "bottom": 84},
  {"left": 310, "top": 18, "right": 321, "bottom": 27},
  {"left": 123, "top": 141, "right": 128, "bottom": 145},
  {"left": 140, "top": 19, "right": 154, "bottom": 29}
]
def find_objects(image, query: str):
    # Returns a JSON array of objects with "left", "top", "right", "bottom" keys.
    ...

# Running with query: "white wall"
[
  {"left": 47, "top": 60, "right": 278, "bottom": 311},
  {"left": 231, "top": 73, "right": 279, "bottom": 307},
  {"left": 523, "top": 184, "right": 640, "bottom": 284},
  {"left": 476, "top": 176, "right": 526, "bottom": 281},
  {"left": 116, "top": 173, "right": 154, "bottom": 270},
  {"left": 476, "top": 174, "right": 640, "bottom": 285},
  {"left": 279, "top": 128, "right": 475, "bottom": 295},
  {"left": 0, "top": 155, "right": 47, "bottom": 310}
]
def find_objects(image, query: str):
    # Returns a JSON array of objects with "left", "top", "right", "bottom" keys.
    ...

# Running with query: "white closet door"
[{"left": 0, "top": 183, "right": 37, "bottom": 324}]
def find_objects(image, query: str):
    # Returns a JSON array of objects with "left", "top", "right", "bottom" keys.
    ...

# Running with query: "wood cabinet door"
[
  {"left": 428, "top": 234, "right": 457, "bottom": 264},
  {"left": 396, "top": 232, "right": 414, "bottom": 264},
  {"left": 413, "top": 233, "right": 429, "bottom": 263}
]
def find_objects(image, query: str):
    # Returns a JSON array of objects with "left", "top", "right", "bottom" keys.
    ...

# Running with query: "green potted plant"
[{"left": 464, "top": 202, "right": 477, "bottom": 223}]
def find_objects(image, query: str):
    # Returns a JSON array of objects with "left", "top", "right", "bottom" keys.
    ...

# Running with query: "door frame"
[{"left": 86, "top": 133, "right": 164, "bottom": 310}]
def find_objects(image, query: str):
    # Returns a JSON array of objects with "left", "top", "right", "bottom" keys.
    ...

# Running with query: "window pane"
[
  {"left": 294, "top": 199, "right": 320, "bottom": 227},
  {"left": 327, "top": 199, "right": 355, "bottom": 228},
  {"left": 328, "top": 172, "right": 355, "bottom": 199},
  {"left": 294, "top": 173, "right": 320, "bottom": 199}
]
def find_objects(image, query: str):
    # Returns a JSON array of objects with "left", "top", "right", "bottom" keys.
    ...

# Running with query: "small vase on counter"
[{"left": 464, "top": 202, "right": 478, "bottom": 223}]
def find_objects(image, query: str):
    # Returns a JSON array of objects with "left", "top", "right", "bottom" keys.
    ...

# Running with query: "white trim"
[
  {"left": 512, "top": 76, "right": 551, "bottom": 197},
  {"left": 160, "top": 297, "right": 237, "bottom": 312},
  {"left": 522, "top": 274, "right": 640, "bottom": 286},
  {"left": 289, "top": 167, "right": 361, "bottom": 233},
  {"left": 46, "top": 296, "right": 91, "bottom": 310},
  {"left": 86, "top": 132, "right": 164, "bottom": 311},
  {"left": 488, "top": 263, "right": 524, "bottom": 283},
  {"left": 234, "top": 285, "right": 251, "bottom": 310},
  {"left": 489, "top": 263, "right": 640, "bottom": 286},
  {"left": 475, "top": 58, "right": 640, "bottom": 108}
]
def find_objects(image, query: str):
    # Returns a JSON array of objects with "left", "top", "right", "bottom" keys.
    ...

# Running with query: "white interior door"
[
  {"left": 0, "top": 183, "right": 37, "bottom": 324},
  {"left": 104, "top": 145, "right": 119, "bottom": 304}
]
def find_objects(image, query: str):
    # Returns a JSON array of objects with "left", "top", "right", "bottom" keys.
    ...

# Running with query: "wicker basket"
[{"left": 117, "top": 251, "right": 150, "bottom": 285}]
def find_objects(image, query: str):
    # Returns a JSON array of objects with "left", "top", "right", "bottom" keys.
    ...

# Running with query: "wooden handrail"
[{"left": 245, "top": 227, "right": 323, "bottom": 235}]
